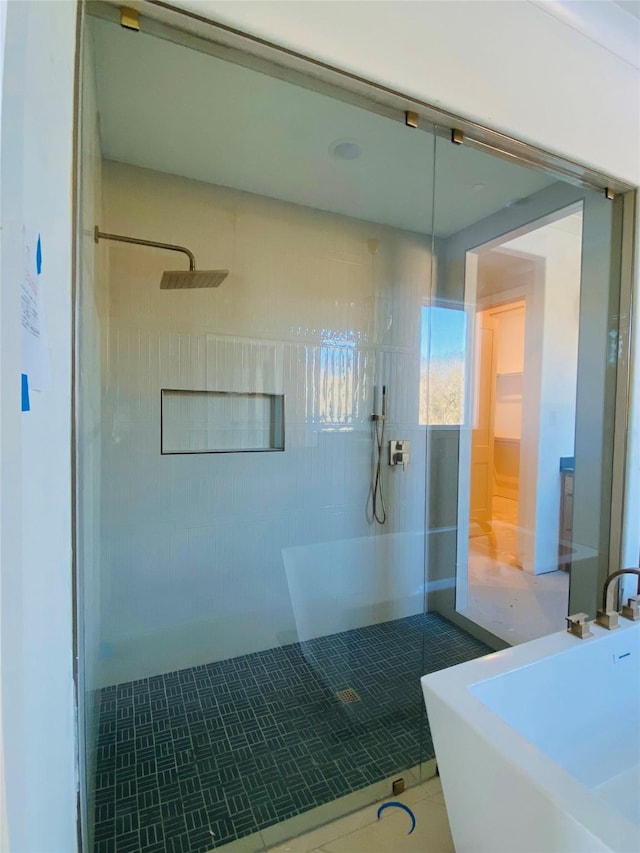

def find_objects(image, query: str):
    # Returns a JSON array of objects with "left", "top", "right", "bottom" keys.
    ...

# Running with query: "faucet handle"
[
  {"left": 566, "top": 613, "right": 593, "bottom": 639},
  {"left": 595, "top": 609, "right": 620, "bottom": 630},
  {"left": 621, "top": 596, "right": 640, "bottom": 621},
  {"left": 389, "top": 440, "right": 410, "bottom": 471}
]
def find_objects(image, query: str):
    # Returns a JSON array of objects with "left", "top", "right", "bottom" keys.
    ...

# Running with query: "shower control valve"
[{"left": 389, "top": 440, "right": 411, "bottom": 472}]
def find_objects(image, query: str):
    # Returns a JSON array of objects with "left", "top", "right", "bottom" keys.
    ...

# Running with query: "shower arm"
[{"left": 94, "top": 226, "right": 196, "bottom": 271}]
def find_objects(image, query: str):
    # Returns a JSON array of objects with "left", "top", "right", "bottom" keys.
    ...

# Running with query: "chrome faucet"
[{"left": 595, "top": 568, "right": 640, "bottom": 629}]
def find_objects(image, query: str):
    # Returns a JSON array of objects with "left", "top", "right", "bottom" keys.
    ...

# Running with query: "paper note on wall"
[{"left": 21, "top": 229, "right": 51, "bottom": 391}]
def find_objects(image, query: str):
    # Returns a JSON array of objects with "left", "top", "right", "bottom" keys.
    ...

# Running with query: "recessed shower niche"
[{"left": 161, "top": 389, "right": 285, "bottom": 454}]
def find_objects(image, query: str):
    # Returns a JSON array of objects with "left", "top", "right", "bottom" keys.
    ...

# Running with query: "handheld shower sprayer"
[{"left": 370, "top": 384, "right": 387, "bottom": 525}]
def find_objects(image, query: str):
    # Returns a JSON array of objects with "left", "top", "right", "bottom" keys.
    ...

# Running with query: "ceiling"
[
  {"left": 533, "top": 1, "right": 640, "bottom": 69},
  {"left": 477, "top": 208, "right": 583, "bottom": 299},
  {"left": 613, "top": 0, "right": 640, "bottom": 19},
  {"left": 477, "top": 251, "right": 534, "bottom": 300},
  {"left": 91, "top": 17, "right": 557, "bottom": 237}
]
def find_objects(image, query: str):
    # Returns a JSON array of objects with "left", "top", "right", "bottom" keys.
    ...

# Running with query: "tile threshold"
[{"left": 211, "top": 762, "right": 439, "bottom": 852}]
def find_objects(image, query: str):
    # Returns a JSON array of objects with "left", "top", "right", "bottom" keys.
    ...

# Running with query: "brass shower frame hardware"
[
  {"left": 89, "top": 0, "right": 634, "bottom": 197},
  {"left": 392, "top": 778, "right": 406, "bottom": 796},
  {"left": 120, "top": 6, "right": 140, "bottom": 30},
  {"left": 94, "top": 225, "right": 196, "bottom": 270}
]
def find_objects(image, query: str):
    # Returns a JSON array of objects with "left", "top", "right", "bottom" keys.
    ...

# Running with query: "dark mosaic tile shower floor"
[{"left": 93, "top": 613, "right": 491, "bottom": 853}]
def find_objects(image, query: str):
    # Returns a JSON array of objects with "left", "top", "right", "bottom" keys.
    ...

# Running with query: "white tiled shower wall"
[{"left": 99, "top": 161, "right": 433, "bottom": 685}]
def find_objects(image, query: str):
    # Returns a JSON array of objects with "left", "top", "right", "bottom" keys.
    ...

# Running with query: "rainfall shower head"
[
  {"left": 160, "top": 269, "right": 228, "bottom": 290},
  {"left": 94, "top": 227, "right": 228, "bottom": 290}
]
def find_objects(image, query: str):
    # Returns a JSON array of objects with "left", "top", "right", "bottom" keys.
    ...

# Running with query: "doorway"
[
  {"left": 470, "top": 298, "right": 525, "bottom": 567},
  {"left": 457, "top": 208, "right": 584, "bottom": 644}
]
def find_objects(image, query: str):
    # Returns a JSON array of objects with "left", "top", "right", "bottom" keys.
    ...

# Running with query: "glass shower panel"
[
  {"left": 81, "top": 13, "right": 482, "bottom": 853},
  {"left": 76, "top": 18, "right": 106, "bottom": 853},
  {"left": 426, "top": 130, "right": 624, "bottom": 648},
  {"left": 81, "top": 12, "right": 632, "bottom": 851},
  {"left": 81, "top": 15, "right": 630, "bottom": 852}
]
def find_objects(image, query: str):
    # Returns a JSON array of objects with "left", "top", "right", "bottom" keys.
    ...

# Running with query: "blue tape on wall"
[
  {"left": 36, "top": 234, "right": 42, "bottom": 275},
  {"left": 377, "top": 801, "right": 416, "bottom": 834},
  {"left": 21, "top": 373, "right": 30, "bottom": 412}
]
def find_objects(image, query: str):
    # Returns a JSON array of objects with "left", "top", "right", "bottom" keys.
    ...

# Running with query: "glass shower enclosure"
[{"left": 75, "top": 7, "right": 632, "bottom": 853}]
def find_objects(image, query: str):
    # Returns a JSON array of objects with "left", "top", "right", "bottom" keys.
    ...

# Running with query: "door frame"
[{"left": 453, "top": 196, "right": 584, "bottom": 619}]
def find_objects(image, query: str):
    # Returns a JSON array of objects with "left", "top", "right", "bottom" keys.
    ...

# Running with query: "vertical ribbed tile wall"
[{"left": 99, "top": 161, "right": 433, "bottom": 686}]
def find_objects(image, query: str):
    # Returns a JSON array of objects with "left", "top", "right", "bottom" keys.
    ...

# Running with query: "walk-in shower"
[{"left": 76, "top": 7, "right": 631, "bottom": 853}]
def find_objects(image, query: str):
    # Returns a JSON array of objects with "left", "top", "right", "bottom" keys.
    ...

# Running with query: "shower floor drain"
[{"left": 336, "top": 688, "right": 360, "bottom": 704}]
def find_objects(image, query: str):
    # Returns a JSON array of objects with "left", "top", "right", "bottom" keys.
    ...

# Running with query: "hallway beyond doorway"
[{"left": 461, "top": 535, "right": 569, "bottom": 644}]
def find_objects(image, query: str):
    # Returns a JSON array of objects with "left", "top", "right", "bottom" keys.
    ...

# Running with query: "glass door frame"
[
  {"left": 454, "top": 199, "right": 583, "bottom": 623},
  {"left": 444, "top": 184, "right": 635, "bottom": 645}
]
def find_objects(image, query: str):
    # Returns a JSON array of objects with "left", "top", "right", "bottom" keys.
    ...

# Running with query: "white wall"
[
  {"left": 99, "top": 161, "right": 431, "bottom": 685},
  {"left": 0, "top": 1, "right": 78, "bottom": 850},
  {"left": 169, "top": 0, "right": 640, "bottom": 186}
]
